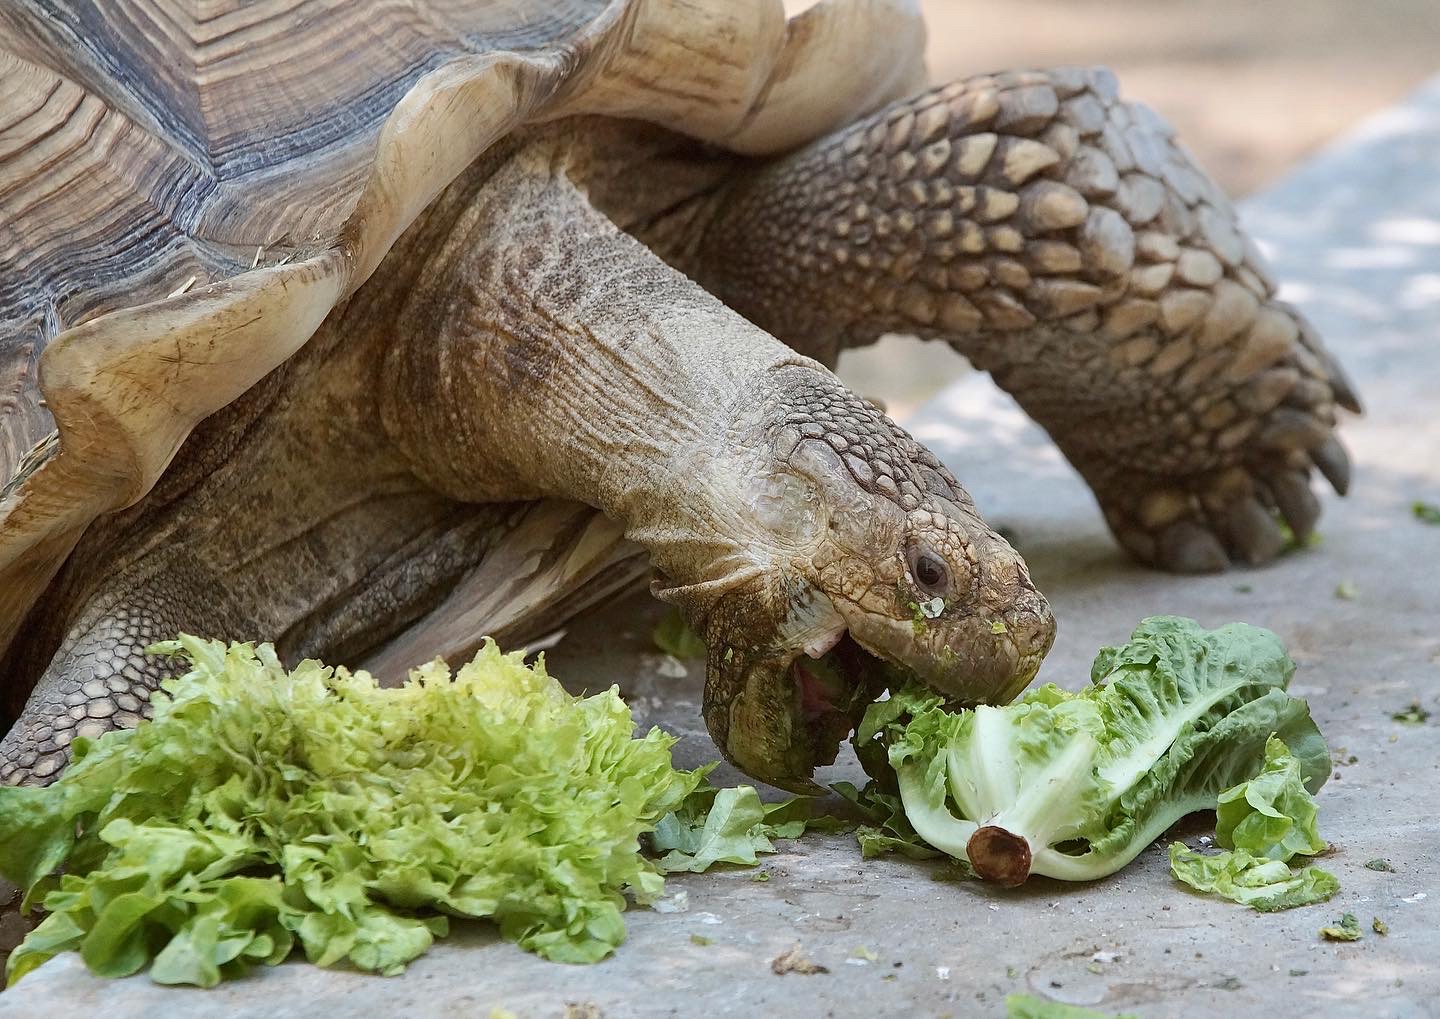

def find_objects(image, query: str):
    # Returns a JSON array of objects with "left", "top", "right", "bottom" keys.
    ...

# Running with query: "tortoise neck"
[{"left": 375, "top": 136, "right": 814, "bottom": 591}]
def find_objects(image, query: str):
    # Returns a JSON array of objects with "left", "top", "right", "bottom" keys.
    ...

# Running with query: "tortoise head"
[{"left": 661, "top": 366, "right": 1055, "bottom": 792}]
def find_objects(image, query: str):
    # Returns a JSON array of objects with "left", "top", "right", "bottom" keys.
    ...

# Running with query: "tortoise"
[{"left": 0, "top": 0, "right": 1358, "bottom": 792}]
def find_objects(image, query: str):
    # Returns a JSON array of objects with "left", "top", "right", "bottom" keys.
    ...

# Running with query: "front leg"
[
  {"left": 695, "top": 68, "right": 1360, "bottom": 573},
  {"left": 380, "top": 135, "right": 1054, "bottom": 789}
]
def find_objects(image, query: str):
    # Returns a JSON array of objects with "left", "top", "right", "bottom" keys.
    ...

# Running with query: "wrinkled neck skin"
[{"left": 379, "top": 120, "right": 1055, "bottom": 790}]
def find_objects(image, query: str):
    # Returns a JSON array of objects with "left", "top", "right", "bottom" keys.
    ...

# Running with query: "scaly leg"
[{"left": 691, "top": 68, "right": 1360, "bottom": 572}]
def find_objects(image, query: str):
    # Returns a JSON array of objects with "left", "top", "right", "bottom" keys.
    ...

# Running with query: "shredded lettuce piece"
[
  {"left": 855, "top": 617, "right": 1329, "bottom": 885},
  {"left": 1, "top": 638, "right": 704, "bottom": 985},
  {"left": 1168, "top": 844, "right": 1338, "bottom": 912},
  {"left": 1169, "top": 735, "right": 1336, "bottom": 910},
  {"left": 649, "top": 786, "right": 842, "bottom": 873}
]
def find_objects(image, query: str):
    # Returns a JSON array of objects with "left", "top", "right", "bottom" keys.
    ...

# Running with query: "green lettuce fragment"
[
  {"left": 1005, "top": 993, "right": 1139, "bottom": 1019},
  {"left": 855, "top": 617, "right": 1329, "bottom": 884},
  {"left": 651, "top": 608, "right": 706, "bottom": 659},
  {"left": 1169, "top": 843, "right": 1339, "bottom": 912},
  {"left": 650, "top": 786, "right": 843, "bottom": 872},
  {"left": 2, "top": 638, "right": 704, "bottom": 985},
  {"left": 831, "top": 780, "right": 942, "bottom": 861},
  {"left": 1216, "top": 736, "right": 1327, "bottom": 860},
  {"left": 1320, "top": 912, "right": 1363, "bottom": 941}
]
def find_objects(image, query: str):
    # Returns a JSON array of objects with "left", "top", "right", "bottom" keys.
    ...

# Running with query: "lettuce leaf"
[
  {"left": 855, "top": 617, "right": 1329, "bottom": 884},
  {"left": 1168, "top": 844, "right": 1339, "bottom": 912},
  {"left": 1169, "top": 735, "right": 1335, "bottom": 911},
  {"left": 1216, "top": 736, "right": 1327, "bottom": 860},
  {"left": 2, "top": 638, "right": 703, "bottom": 985}
]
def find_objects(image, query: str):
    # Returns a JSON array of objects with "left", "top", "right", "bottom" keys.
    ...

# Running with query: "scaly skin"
[{"left": 688, "top": 68, "right": 1360, "bottom": 572}]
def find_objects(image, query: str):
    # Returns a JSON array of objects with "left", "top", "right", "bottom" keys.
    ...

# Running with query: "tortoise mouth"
[{"left": 787, "top": 631, "right": 894, "bottom": 767}]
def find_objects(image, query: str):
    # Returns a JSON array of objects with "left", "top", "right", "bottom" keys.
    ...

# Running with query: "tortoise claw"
[
  {"left": 1327, "top": 356, "right": 1364, "bottom": 415},
  {"left": 1222, "top": 496, "right": 1285, "bottom": 566},
  {"left": 1312, "top": 436, "right": 1352, "bottom": 496},
  {"left": 1157, "top": 519, "right": 1229, "bottom": 574},
  {"left": 1269, "top": 470, "right": 1321, "bottom": 542}
]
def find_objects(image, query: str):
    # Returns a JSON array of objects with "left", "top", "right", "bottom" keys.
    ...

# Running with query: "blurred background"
[{"left": 830, "top": 0, "right": 1440, "bottom": 415}]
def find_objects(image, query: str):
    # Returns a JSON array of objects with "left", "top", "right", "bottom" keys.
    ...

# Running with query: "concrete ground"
[{"left": 6, "top": 65, "right": 1440, "bottom": 1019}]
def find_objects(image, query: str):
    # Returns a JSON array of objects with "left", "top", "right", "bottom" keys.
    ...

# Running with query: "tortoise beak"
[{"left": 702, "top": 634, "right": 886, "bottom": 794}]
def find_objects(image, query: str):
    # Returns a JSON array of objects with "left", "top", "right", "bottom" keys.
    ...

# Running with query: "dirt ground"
[{"left": 837, "top": 0, "right": 1440, "bottom": 415}]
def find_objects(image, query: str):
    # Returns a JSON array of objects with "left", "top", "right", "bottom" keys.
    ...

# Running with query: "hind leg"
[{"left": 693, "top": 67, "right": 1359, "bottom": 572}]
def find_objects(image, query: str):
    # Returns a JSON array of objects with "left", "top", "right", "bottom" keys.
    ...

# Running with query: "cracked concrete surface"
[{"left": 4, "top": 76, "right": 1440, "bottom": 1019}]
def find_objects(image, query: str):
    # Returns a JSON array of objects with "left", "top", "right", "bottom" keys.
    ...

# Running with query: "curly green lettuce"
[{"left": 0, "top": 638, "right": 706, "bottom": 985}]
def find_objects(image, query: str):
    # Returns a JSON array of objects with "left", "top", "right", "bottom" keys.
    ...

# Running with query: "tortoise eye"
[{"left": 908, "top": 548, "right": 950, "bottom": 595}]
